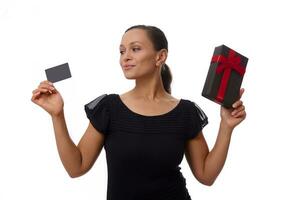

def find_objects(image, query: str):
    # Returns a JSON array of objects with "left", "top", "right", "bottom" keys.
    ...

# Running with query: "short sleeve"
[
  {"left": 84, "top": 94, "right": 110, "bottom": 135},
  {"left": 187, "top": 101, "right": 208, "bottom": 140}
]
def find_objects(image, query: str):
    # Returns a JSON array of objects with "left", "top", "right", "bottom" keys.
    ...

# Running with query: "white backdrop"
[{"left": 1, "top": 0, "right": 300, "bottom": 199}]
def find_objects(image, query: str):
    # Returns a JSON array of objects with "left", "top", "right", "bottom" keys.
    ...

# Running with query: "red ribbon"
[{"left": 211, "top": 49, "right": 246, "bottom": 103}]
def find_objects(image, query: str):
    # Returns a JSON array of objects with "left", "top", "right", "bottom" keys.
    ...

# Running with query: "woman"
[{"left": 31, "top": 25, "right": 246, "bottom": 200}]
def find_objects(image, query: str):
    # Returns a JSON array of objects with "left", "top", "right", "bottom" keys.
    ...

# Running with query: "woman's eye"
[
  {"left": 120, "top": 50, "right": 125, "bottom": 54},
  {"left": 132, "top": 47, "right": 140, "bottom": 52}
]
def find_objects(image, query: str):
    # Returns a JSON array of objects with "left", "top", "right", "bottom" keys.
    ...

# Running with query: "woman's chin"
[{"left": 123, "top": 74, "right": 137, "bottom": 80}]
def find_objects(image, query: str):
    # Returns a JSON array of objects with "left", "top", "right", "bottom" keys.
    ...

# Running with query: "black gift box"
[{"left": 202, "top": 44, "right": 248, "bottom": 108}]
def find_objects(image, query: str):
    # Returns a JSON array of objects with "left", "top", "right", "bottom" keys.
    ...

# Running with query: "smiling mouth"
[{"left": 123, "top": 65, "right": 135, "bottom": 70}]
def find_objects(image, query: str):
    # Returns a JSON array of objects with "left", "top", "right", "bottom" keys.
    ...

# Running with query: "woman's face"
[{"left": 119, "top": 28, "right": 161, "bottom": 80}]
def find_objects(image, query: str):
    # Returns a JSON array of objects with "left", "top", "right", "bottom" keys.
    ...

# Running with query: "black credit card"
[{"left": 45, "top": 63, "right": 72, "bottom": 83}]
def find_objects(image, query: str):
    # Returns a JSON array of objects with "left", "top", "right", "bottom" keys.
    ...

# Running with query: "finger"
[
  {"left": 32, "top": 91, "right": 41, "bottom": 100},
  {"left": 32, "top": 91, "right": 40, "bottom": 97},
  {"left": 40, "top": 80, "right": 53, "bottom": 86},
  {"left": 32, "top": 89, "right": 39, "bottom": 94},
  {"left": 239, "top": 88, "right": 245, "bottom": 98},
  {"left": 35, "top": 88, "right": 53, "bottom": 95},
  {"left": 39, "top": 83, "right": 55, "bottom": 91},
  {"left": 232, "top": 100, "right": 243, "bottom": 108},
  {"left": 39, "top": 81, "right": 54, "bottom": 88},
  {"left": 234, "top": 110, "right": 246, "bottom": 118},
  {"left": 231, "top": 105, "right": 245, "bottom": 115},
  {"left": 32, "top": 87, "right": 52, "bottom": 94},
  {"left": 38, "top": 81, "right": 54, "bottom": 90}
]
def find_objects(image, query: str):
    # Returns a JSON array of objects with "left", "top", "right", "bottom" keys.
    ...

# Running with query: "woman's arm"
[
  {"left": 185, "top": 88, "right": 246, "bottom": 186},
  {"left": 185, "top": 122, "right": 233, "bottom": 186},
  {"left": 31, "top": 80, "right": 105, "bottom": 178},
  {"left": 51, "top": 111, "right": 105, "bottom": 178}
]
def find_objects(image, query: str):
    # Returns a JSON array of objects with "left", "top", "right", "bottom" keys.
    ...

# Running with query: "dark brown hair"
[{"left": 125, "top": 25, "right": 172, "bottom": 94}]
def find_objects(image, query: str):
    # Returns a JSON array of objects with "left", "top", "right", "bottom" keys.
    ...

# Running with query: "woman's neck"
[{"left": 131, "top": 74, "right": 168, "bottom": 101}]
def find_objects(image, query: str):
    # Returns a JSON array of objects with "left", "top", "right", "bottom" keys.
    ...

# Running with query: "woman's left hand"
[{"left": 220, "top": 88, "right": 246, "bottom": 129}]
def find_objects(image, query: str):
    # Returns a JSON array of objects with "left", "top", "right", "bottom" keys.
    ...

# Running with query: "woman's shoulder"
[
  {"left": 85, "top": 93, "right": 117, "bottom": 110},
  {"left": 180, "top": 97, "right": 207, "bottom": 113},
  {"left": 179, "top": 97, "right": 195, "bottom": 106}
]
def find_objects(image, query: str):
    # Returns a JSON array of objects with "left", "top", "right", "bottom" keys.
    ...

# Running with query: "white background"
[{"left": 1, "top": 0, "right": 300, "bottom": 199}]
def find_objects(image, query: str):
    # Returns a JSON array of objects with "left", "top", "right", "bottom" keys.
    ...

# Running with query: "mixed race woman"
[{"left": 31, "top": 25, "right": 246, "bottom": 200}]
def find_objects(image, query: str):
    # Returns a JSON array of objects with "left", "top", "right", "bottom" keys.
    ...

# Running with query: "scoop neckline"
[{"left": 115, "top": 94, "right": 183, "bottom": 118}]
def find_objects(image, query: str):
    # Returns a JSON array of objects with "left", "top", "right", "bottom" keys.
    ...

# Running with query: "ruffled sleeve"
[
  {"left": 84, "top": 94, "right": 110, "bottom": 135},
  {"left": 187, "top": 101, "right": 208, "bottom": 140}
]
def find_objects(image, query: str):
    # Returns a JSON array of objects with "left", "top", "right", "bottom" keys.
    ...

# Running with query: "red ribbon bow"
[{"left": 211, "top": 49, "right": 246, "bottom": 103}]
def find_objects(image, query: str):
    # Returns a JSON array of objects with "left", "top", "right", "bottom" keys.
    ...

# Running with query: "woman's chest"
[{"left": 104, "top": 131, "right": 186, "bottom": 171}]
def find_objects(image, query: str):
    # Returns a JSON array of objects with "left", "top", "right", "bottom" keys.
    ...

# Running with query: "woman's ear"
[{"left": 156, "top": 49, "right": 168, "bottom": 67}]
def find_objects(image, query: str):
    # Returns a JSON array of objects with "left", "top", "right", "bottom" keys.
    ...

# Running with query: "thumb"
[{"left": 239, "top": 88, "right": 245, "bottom": 98}]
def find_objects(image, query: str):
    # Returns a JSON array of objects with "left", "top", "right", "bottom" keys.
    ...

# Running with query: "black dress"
[{"left": 84, "top": 93, "right": 208, "bottom": 200}]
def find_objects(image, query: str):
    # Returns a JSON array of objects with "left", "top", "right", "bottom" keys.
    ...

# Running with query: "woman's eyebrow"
[
  {"left": 120, "top": 41, "right": 142, "bottom": 48},
  {"left": 130, "top": 41, "right": 142, "bottom": 45}
]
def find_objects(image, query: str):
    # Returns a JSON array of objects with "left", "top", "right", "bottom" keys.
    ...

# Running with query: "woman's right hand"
[{"left": 31, "top": 80, "right": 64, "bottom": 117}]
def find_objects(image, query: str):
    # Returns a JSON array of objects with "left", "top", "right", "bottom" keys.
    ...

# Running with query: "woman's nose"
[{"left": 122, "top": 50, "right": 132, "bottom": 61}]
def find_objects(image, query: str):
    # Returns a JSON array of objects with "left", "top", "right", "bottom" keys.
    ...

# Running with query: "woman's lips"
[{"left": 123, "top": 65, "right": 135, "bottom": 70}]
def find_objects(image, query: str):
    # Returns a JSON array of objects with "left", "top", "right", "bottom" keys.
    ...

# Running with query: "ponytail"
[{"left": 161, "top": 64, "right": 172, "bottom": 94}]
